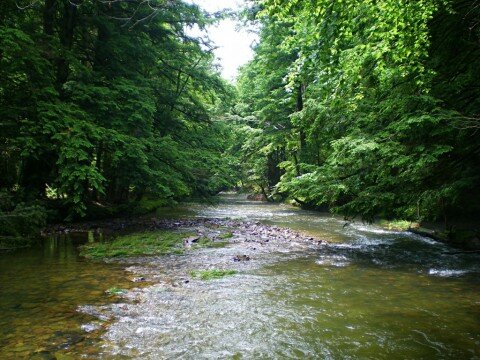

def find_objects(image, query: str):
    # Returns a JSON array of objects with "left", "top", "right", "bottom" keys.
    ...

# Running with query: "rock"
[
  {"left": 184, "top": 236, "right": 200, "bottom": 243},
  {"left": 51, "top": 331, "right": 85, "bottom": 350},
  {"left": 233, "top": 254, "right": 250, "bottom": 262},
  {"left": 81, "top": 323, "right": 102, "bottom": 333},
  {"left": 131, "top": 276, "right": 146, "bottom": 282},
  {"left": 183, "top": 236, "right": 201, "bottom": 247}
]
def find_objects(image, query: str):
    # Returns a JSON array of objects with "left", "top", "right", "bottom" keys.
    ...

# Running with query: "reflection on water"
[
  {"left": 1, "top": 193, "right": 479, "bottom": 359},
  {"left": 0, "top": 233, "right": 135, "bottom": 359}
]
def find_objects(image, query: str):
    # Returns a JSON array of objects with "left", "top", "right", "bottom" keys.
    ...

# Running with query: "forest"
[
  {"left": 0, "top": 0, "right": 240, "bottom": 239},
  {"left": 1, "top": 0, "right": 480, "bottom": 241}
]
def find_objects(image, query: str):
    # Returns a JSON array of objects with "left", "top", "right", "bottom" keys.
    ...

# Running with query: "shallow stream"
[{"left": 1, "top": 194, "right": 479, "bottom": 359}]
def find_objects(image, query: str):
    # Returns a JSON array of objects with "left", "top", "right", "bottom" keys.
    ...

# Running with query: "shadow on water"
[{"left": 320, "top": 228, "right": 480, "bottom": 278}]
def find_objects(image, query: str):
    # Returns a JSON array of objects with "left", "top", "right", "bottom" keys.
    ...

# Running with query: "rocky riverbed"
[
  {"left": 73, "top": 217, "right": 326, "bottom": 358},
  {"left": 3, "top": 194, "right": 480, "bottom": 359}
]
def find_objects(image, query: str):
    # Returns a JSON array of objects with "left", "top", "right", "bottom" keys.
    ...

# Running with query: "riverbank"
[
  {"left": 374, "top": 219, "right": 480, "bottom": 251},
  {"left": 288, "top": 201, "right": 480, "bottom": 251},
  {"left": 2, "top": 191, "right": 477, "bottom": 252}
]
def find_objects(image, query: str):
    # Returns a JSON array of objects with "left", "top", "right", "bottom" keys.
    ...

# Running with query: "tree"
[
  {"left": 0, "top": 0, "right": 236, "bottom": 219},
  {"left": 238, "top": 0, "right": 480, "bottom": 224}
]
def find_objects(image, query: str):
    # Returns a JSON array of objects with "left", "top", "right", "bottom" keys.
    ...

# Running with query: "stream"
[{"left": 1, "top": 194, "right": 479, "bottom": 359}]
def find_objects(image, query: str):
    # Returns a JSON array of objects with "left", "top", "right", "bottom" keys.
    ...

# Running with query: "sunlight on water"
[
  {"left": 99, "top": 194, "right": 480, "bottom": 359},
  {"left": 1, "top": 194, "right": 479, "bottom": 359}
]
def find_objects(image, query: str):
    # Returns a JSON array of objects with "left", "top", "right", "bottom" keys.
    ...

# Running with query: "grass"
[
  {"left": 80, "top": 229, "right": 231, "bottom": 260},
  {"left": 218, "top": 231, "right": 234, "bottom": 239},
  {"left": 190, "top": 237, "right": 229, "bottom": 250},
  {"left": 378, "top": 220, "right": 415, "bottom": 231},
  {"left": 80, "top": 230, "right": 189, "bottom": 259},
  {"left": 189, "top": 269, "right": 237, "bottom": 280},
  {"left": 106, "top": 287, "right": 127, "bottom": 295}
]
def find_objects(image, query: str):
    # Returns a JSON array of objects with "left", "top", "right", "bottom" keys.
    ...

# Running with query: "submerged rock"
[
  {"left": 233, "top": 254, "right": 250, "bottom": 262},
  {"left": 81, "top": 323, "right": 102, "bottom": 333},
  {"left": 49, "top": 331, "right": 85, "bottom": 350}
]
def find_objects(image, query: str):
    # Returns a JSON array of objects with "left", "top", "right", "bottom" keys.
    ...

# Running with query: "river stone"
[
  {"left": 233, "top": 254, "right": 251, "bottom": 262},
  {"left": 81, "top": 322, "right": 102, "bottom": 333},
  {"left": 183, "top": 236, "right": 201, "bottom": 247}
]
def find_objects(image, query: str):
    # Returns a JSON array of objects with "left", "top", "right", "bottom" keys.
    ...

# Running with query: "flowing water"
[
  {"left": 0, "top": 233, "right": 138, "bottom": 359},
  {"left": 1, "top": 194, "right": 479, "bottom": 359}
]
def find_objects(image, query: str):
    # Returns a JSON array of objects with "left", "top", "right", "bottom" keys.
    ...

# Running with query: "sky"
[{"left": 186, "top": 0, "right": 258, "bottom": 81}]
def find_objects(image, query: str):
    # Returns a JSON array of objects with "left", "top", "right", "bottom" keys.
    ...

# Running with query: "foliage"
[
  {"left": 0, "top": 0, "right": 237, "bottom": 221},
  {"left": 0, "top": 204, "right": 47, "bottom": 237},
  {"left": 233, "top": 14, "right": 296, "bottom": 194},
  {"left": 0, "top": 191, "right": 47, "bottom": 243},
  {"left": 3, "top": 0, "right": 479, "bottom": 230},
  {"left": 377, "top": 220, "right": 415, "bottom": 232},
  {"left": 236, "top": 0, "right": 480, "bottom": 225}
]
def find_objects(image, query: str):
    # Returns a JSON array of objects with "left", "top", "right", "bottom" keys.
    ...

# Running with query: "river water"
[{"left": 1, "top": 194, "right": 479, "bottom": 359}]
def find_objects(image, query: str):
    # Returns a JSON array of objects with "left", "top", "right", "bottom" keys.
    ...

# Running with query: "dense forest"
[
  {"left": 0, "top": 0, "right": 240, "bottom": 238},
  {"left": 234, "top": 0, "right": 480, "bottom": 226},
  {"left": 1, "top": 0, "right": 480, "bottom": 242}
]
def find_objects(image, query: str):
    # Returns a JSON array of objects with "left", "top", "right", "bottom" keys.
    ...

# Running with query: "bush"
[{"left": 0, "top": 203, "right": 47, "bottom": 237}]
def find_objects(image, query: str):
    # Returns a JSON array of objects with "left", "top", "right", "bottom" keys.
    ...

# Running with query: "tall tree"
[
  {"left": 238, "top": 0, "right": 480, "bottom": 224},
  {"left": 1, "top": 0, "right": 236, "bottom": 219}
]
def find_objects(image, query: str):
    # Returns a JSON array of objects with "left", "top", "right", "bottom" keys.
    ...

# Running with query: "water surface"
[
  {"left": 104, "top": 195, "right": 480, "bottom": 359},
  {"left": 1, "top": 194, "right": 479, "bottom": 359},
  {"left": 0, "top": 233, "right": 136, "bottom": 359}
]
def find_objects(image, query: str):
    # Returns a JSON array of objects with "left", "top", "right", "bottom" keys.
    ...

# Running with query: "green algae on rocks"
[
  {"left": 189, "top": 269, "right": 237, "bottom": 280},
  {"left": 106, "top": 287, "right": 127, "bottom": 296},
  {"left": 80, "top": 230, "right": 189, "bottom": 259},
  {"left": 190, "top": 237, "right": 229, "bottom": 249},
  {"left": 218, "top": 231, "right": 234, "bottom": 239}
]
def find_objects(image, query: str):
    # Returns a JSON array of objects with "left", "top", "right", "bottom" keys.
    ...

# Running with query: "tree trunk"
[
  {"left": 292, "top": 152, "right": 301, "bottom": 177},
  {"left": 296, "top": 84, "right": 307, "bottom": 162},
  {"left": 56, "top": 1, "right": 77, "bottom": 91},
  {"left": 43, "top": 0, "right": 56, "bottom": 36}
]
